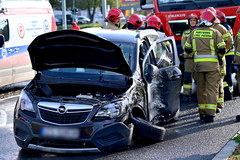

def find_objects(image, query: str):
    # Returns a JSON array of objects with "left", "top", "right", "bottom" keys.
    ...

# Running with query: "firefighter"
[
  {"left": 234, "top": 29, "right": 240, "bottom": 96},
  {"left": 145, "top": 15, "right": 165, "bottom": 38},
  {"left": 235, "top": 29, "right": 240, "bottom": 121},
  {"left": 216, "top": 10, "right": 235, "bottom": 101},
  {"left": 181, "top": 13, "right": 199, "bottom": 102},
  {"left": 208, "top": 7, "right": 234, "bottom": 113},
  {"left": 122, "top": 14, "right": 143, "bottom": 30},
  {"left": 184, "top": 10, "right": 226, "bottom": 122},
  {"left": 104, "top": 8, "right": 123, "bottom": 29}
]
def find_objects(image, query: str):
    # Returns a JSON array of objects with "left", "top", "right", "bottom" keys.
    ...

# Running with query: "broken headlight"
[{"left": 95, "top": 99, "right": 127, "bottom": 119}]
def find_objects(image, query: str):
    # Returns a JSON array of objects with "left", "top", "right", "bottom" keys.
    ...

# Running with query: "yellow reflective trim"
[
  {"left": 185, "top": 42, "right": 192, "bottom": 48},
  {"left": 217, "top": 98, "right": 224, "bottom": 103},
  {"left": 194, "top": 58, "right": 218, "bottom": 62},
  {"left": 217, "top": 42, "right": 226, "bottom": 48},
  {"left": 205, "top": 104, "right": 217, "bottom": 110},
  {"left": 193, "top": 30, "right": 213, "bottom": 38},
  {"left": 210, "top": 39, "right": 215, "bottom": 55},
  {"left": 236, "top": 52, "right": 240, "bottom": 56},
  {"left": 198, "top": 106, "right": 205, "bottom": 109},
  {"left": 205, "top": 107, "right": 217, "bottom": 110},
  {"left": 183, "top": 84, "right": 192, "bottom": 89},
  {"left": 193, "top": 39, "right": 197, "bottom": 55},
  {"left": 225, "top": 51, "right": 234, "bottom": 56},
  {"left": 221, "top": 69, "right": 226, "bottom": 74},
  {"left": 222, "top": 32, "right": 230, "bottom": 41}
]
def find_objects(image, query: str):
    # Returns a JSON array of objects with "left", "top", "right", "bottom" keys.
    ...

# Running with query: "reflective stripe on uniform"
[
  {"left": 223, "top": 82, "right": 228, "bottom": 88},
  {"left": 205, "top": 104, "right": 217, "bottom": 110},
  {"left": 194, "top": 55, "right": 218, "bottom": 62},
  {"left": 198, "top": 104, "right": 205, "bottom": 109},
  {"left": 225, "top": 51, "right": 234, "bottom": 56},
  {"left": 185, "top": 42, "right": 192, "bottom": 48},
  {"left": 222, "top": 32, "right": 231, "bottom": 41},
  {"left": 221, "top": 69, "right": 226, "bottom": 74},
  {"left": 193, "top": 30, "right": 213, "bottom": 38},
  {"left": 210, "top": 39, "right": 215, "bottom": 55},
  {"left": 217, "top": 98, "right": 224, "bottom": 103},
  {"left": 217, "top": 42, "right": 226, "bottom": 48},
  {"left": 236, "top": 52, "right": 240, "bottom": 56},
  {"left": 183, "top": 84, "right": 192, "bottom": 89},
  {"left": 192, "top": 39, "right": 197, "bottom": 55}
]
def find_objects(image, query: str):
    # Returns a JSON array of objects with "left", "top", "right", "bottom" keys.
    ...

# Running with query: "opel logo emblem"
[{"left": 58, "top": 105, "right": 67, "bottom": 114}]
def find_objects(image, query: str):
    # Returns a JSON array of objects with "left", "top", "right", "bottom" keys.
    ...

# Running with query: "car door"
[{"left": 143, "top": 36, "right": 182, "bottom": 124}]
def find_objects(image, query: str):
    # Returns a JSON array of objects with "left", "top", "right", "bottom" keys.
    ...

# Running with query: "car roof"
[{"left": 82, "top": 28, "right": 160, "bottom": 43}]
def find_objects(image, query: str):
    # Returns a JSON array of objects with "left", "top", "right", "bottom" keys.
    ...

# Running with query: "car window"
[
  {"left": 112, "top": 42, "right": 135, "bottom": 70},
  {"left": 0, "top": 19, "right": 9, "bottom": 41},
  {"left": 153, "top": 41, "right": 173, "bottom": 68}
]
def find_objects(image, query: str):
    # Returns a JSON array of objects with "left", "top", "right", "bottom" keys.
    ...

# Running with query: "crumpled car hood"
[{"left": 28, "top": 30, "right": 132, "bottom": 76}]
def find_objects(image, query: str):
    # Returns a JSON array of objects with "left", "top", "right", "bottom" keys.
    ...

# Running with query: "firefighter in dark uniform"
[
  {"left": 184, "top": 10, "right": 226, "bottom": 122},
  {"left": 181, "top": 13, "right": 199, "bottom": 102},
  {"left": 216, "top": 10, "right": 235, "bottom": 100}
]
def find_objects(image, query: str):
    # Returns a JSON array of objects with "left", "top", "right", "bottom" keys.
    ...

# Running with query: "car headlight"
[
  {"left": 95, "top": 99, "right": 127, "bottom": 119},
  {"left": 18, "top": 91, "right": 35, "bottom": 113}
]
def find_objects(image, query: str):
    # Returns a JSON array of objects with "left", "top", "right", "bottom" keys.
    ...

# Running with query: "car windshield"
[{"left": 41, "top": 42, "right": 135, "bottom": 84}]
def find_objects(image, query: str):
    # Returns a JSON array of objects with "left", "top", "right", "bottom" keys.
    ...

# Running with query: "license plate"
[{"left": 40, "top": 127, "right": 80, "bottom": 140}]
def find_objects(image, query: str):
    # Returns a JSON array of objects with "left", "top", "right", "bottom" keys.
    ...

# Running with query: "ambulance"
[{"left": 0, "top": 0, "right": 57, "bottom": 87}]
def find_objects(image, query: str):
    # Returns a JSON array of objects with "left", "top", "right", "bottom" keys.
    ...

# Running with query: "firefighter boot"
[{"left": 204, "top": 115, "right": 214, "bottom": 123}]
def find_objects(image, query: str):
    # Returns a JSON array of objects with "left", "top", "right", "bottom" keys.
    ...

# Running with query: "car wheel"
[{"left": 130, "top": 115, "right": 166, "bottom": 142}]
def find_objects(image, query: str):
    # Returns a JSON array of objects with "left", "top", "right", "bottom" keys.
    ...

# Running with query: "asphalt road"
[{"left": 1, "top": 94, "right": 240, "bottom": 160}]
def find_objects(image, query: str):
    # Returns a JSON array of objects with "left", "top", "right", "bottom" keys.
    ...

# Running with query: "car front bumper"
[{"left": 14, "top": 118, "right": 134, "bottom": 153}]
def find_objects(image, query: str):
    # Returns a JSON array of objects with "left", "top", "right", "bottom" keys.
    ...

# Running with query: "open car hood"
[{"left": 28, "top": 30, "right": 132, "bottom": 76}]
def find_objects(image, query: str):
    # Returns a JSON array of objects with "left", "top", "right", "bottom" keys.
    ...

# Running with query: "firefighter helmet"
[
  {"left": 216, "top": 10, "right": 226, "bottom": 23},
  {"left": 106, "top": 8, "right": 122, "bottom": 22},
  {"left": 147, "top": 15, "right": 162, "bottom": 30},
  {"left": 128, "top": 14, "right": 143, "bottom": 29},
  {"left": 187, "top": 13, "right": 199, "bottom": 26},
  {"left": 200, "top": 10, "right": 216, "bottom": 22},
  {"left": 199, "top": 10, "right": 216, "bottom": 26},
  {"left": 207, "top": 7, "right": 217, "bottom": 15}
]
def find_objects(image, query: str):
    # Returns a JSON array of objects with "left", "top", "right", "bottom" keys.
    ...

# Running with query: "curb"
[{"left": 212, "top": 140, "right": 239, "bottom": 160}]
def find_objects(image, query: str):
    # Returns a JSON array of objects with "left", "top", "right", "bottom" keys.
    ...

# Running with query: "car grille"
[{"left": 38, "top": 102, "right": 93, "bottom": 125}]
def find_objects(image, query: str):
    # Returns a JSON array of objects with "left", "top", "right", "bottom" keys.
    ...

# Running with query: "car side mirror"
[{"left": 0, "top": 34, "right": 5, "bottom": 48}]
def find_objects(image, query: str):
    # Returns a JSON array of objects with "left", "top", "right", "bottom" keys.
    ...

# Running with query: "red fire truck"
[{"left": 140, "top": 0, "right": 240, "bottom": 53}]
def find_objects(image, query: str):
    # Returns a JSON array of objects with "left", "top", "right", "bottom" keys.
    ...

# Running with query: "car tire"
[{"left": 130, "top": 115, "right": 166, "bottom": 142}]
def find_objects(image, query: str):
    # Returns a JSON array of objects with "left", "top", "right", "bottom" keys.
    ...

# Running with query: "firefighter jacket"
[
  {"left": 184, "top": 26, "right": 226, "bottom": 72},
  {"left": 104, "top": 22, "right": 119, "bottom": 29},
  {"left": 182, "top": 29, "right": 194, "bottom": 59},
  {"left": 213, "top": 23, "right": 233, "bottom": 52},
  {"left": 234, "top": 29, "right": 240, "bottom": 65}
]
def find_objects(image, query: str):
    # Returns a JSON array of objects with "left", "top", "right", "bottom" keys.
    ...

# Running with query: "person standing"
[
  {"left": 184, "top": 10, "right": 226, "bottom": 122},
  {"left": 235, "top": 29, "right": 240, "bottom": 121},
  {"left": 181, "top": 13, "right": 199, "bottom": 102},
  {"left": 216, "top": 10, "right": 235, "bottom": 101},
  {"left": 71, "top": 22, "right": 80, "bottom": 30},
  {"left": 122, "top": 14, "right": 143, "bottom": 30},
  {"left": 209, "top": 8, "right": 233, "bottom": 113},
  {"left": 104, "top": 8, "right": 123, "bottom": 29}
]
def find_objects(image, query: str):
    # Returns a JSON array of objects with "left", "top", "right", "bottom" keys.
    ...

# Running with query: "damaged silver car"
[{"left": 13, "top": 28, "right": 182, "bottom": 153}]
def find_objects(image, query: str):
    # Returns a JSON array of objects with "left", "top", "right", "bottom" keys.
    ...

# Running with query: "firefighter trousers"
[{"left": 195, "top": 71, "right": 220, "bottom": 117}]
